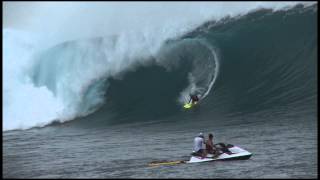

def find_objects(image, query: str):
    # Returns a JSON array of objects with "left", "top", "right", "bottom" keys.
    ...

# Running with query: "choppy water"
[{"left": 4, "top": 112, "right": 317, "bottom": 178}]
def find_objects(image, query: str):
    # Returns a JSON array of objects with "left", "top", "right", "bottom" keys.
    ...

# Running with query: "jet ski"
[{"left": 187, "top": 144, "right": 252, "bottom": 163}]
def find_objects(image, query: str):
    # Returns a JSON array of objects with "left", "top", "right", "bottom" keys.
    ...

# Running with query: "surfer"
[
  {"left": 189, "top": 94, "right": 199, "bottom": 104},
  {"left": 193, "top": 133, "right": 207, "bottom": 158}
]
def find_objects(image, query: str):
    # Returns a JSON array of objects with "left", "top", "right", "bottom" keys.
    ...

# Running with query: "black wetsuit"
[{"left": 190, "top": 95, "right": 199, "bottom": 103}]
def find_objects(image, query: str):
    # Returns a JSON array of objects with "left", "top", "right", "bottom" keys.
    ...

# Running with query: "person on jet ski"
[
  {"left": 205, "top": 133, "right": 219, "bottom": 157},
  {"left": 193, "top": 133, "right": 207, "bottom": 158},
  {"left": 189, "top": 94, "right": 199, "bottom": 104},
  {"left": 205, "top": 133, "right": 233, "bottom": 156}
]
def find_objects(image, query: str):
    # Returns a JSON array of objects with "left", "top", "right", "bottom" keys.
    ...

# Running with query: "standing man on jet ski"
[{"left": 193, "top": 133, "right": 207, "bottom": 158}]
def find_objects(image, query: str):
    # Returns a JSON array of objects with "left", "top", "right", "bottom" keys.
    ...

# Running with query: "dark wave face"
[
  {"left": 89, "top": 38, "right": 219, "bottom": 123},
  {"left": 43, "top": 4, "right": 317, "bottom": 127},
  {"left": 187, "top": 4, "right": 318, "bottom": 116}
]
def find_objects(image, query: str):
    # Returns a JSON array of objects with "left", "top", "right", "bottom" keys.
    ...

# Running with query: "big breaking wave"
[{"left": 3, "top": 2, "right": 315, "bottom": 131}]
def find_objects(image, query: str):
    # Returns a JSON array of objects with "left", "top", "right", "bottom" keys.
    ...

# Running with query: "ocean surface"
[{"left": 3, "top": 3, "right": 317, "bottom": 178}]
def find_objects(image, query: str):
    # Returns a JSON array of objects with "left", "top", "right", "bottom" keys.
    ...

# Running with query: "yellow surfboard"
[
  {"left": 184, "top": 103, "right": 192, "bottom": 109},
  {"left": 183, "top": 102, "right": 197, "bottom": 109}
]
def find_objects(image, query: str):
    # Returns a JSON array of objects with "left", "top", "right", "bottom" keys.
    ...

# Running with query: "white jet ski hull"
[{"left": 187, "top": 145, "right": 252, "bottom": 163}]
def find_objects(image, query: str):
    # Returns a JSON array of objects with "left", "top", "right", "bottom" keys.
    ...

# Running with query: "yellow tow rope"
[{"left": 148, "top": 160, "right": 186, "bottom": 167}]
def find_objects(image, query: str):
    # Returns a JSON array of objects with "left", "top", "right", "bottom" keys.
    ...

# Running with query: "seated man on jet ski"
[
  {"left": 205, "top": 133, "right": 219, "bottom": 157},
  {"left": 205, "top": 133, "right": 233, "bottom": 156},
  {"left": 193, "top": 133, "right": 207, "bottom": 158}
]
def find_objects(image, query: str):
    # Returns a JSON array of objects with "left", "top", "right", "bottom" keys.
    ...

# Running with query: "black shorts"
[{"left": 196, "top": 149, "right": 205, "bottom": 154}]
